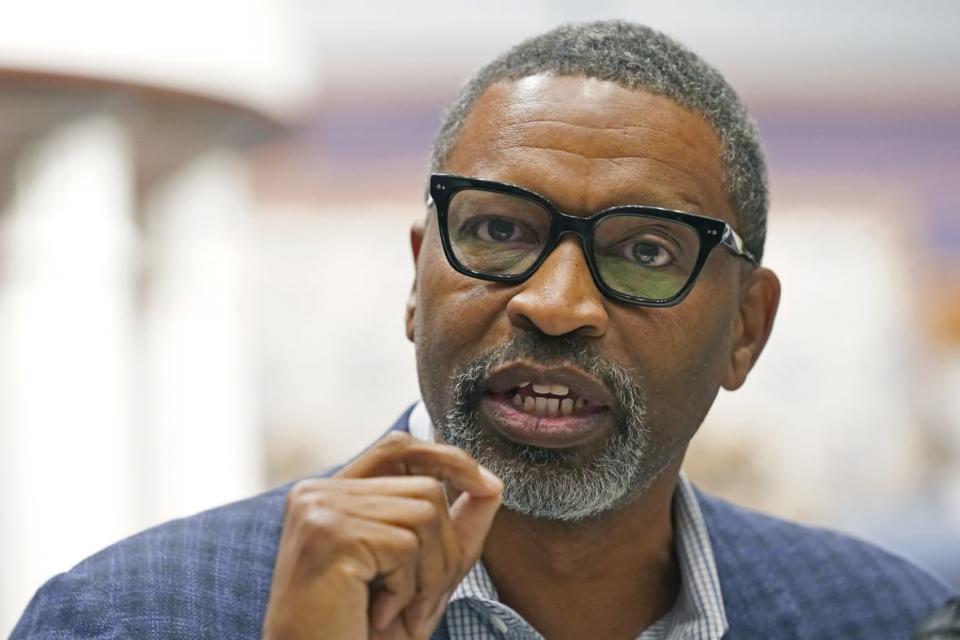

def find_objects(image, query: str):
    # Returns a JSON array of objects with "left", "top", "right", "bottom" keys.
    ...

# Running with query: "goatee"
[{"left": 429, "top": 333, "right": 675, "bottom": 522}]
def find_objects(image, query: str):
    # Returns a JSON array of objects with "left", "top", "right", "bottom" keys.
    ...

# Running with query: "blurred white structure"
[
  {"left": 301, "top": 0, "right": 960, "bottom": 107},
  {"left": 257, "top": 203, "right": 421, "bottom": 476},
  {"left": 0, "top": 1, "right": 314, "bottom": 633},
  {"left": 692, "top": 205, "right": 926, "bottom": 518},
  {"left": 0, "top": 0, "right": 311, "bottom": 120}
]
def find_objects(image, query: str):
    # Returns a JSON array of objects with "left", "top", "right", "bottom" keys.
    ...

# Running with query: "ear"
[
  {"left": 405, "top": 219, "right": 426, "bottom": 343},
  {"left": 722, "top": 266, "right": 781, "bottom": 391}
]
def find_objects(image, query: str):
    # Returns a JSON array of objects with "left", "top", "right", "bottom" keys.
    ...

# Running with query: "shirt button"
[{"left": 489, "top": 615, "right": 509, "bottom": 634}]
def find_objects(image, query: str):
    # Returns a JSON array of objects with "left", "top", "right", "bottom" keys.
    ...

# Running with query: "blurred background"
[{"left": 1, "top": 0, "right": 959, "bottom": 632}]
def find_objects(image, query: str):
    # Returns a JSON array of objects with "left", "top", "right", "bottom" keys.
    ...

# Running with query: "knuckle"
[
  {"left": 410, "top": 499, "right": 438, "bottom": 523},
  {"left": 364, "top": 431, "right": 414, "bottom": 471},
  {"left": 279, "top": 507, "right": 345, "bottom": 563},
  {"left": 285, "top": 480, "right": 313, "bottom": 506},
  {"left": 285, "top": 481, "right": 334, "bottom": 518},
  {"left": 302, "top": 506, "right": 341, "bottom": 534},
  {"left": 406, "top": 476, "right": 446, "bottom": 503},
  {"left": 297, "top": 507, "right": 351, "bottom": 551},
  {"left": 284, "top": 482, "right": 317, "bottom": 517},
  {"left": 394, "top": 528, "right": 420, "bottom": 554},
  {"left": 422, "top": 479, "right": 446, "bottom": 504},
  {"left": 380, "top": 430, "right": 412, "bottom": 451}
]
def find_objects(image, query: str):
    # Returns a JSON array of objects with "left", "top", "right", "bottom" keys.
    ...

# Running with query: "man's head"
[
  {"left": 431, "top": 20, "right": 769, "bottom": 263},
  {"left": 406, "top": 21, "right": 780, "bottom": 522}
]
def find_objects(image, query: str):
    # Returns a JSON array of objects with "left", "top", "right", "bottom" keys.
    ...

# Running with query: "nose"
[{"left": 506, "top": 236, "right": 609, "bottom": 338}]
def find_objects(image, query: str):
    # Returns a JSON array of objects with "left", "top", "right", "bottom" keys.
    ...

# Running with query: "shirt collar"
[{"left": 408, "top": 400, "right": 728, "bottom": 639}]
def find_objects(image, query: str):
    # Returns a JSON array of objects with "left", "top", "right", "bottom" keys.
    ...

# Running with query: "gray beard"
[{"left": 429, "top": 334, "right": 675, "bottom": 522}]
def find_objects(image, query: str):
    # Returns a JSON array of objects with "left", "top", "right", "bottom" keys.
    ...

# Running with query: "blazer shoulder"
[
  {"left": 697, "top": 490, "right": 956, "bottom": 639},
  {"left": 12, "top": 482, "right": 294, "bottom": 639},
  {"left": 11, "top": 569, "right": 127, "bottom": 639}
]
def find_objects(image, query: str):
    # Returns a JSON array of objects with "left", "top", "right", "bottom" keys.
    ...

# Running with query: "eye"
[
  {"left": 623, "top": 240, "right": 674, "bottom": 267},
  {"left": 464, "top": 217, "right": 537, "bottom": 244}
]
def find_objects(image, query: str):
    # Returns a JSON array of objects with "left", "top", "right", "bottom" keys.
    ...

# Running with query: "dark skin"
[
  {"left": 406, "top": 76, "right": 780, "bottom": 639},
  {"left": 261, "top": 74, "right": 779, "bottom": 640}
]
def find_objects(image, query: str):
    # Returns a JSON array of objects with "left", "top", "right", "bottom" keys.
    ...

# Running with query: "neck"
[{"left": 481, "top": 459, "right": 684, "bottom": 640}]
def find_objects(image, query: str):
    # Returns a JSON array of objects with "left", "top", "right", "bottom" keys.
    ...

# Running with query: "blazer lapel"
[{"left": 695, "top": 488, "right": 808, "bottom": 639}]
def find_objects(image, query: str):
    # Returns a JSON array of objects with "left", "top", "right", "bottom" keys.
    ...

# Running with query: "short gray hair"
[{"left": 430, "top": 20, "right": 769, "bottom": 262}]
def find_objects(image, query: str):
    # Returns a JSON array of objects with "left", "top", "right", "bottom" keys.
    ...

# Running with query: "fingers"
[
  {"left": 313, "top": 489, "right": 454, "bottom": 626},
  {"left": 292, "top": 478, "right": 461, "bottom": 573},
  {"left": 334, "top": 517, "right": 419, "bottom": 631},
  {"left": 338, "top": 480, "right": 503, "bottom": 635},
  {"left": 313, "top": 476, "right": 458, "bottom": 499},
  {"left": 323, "top": 492, "right": 441, "bottom": 526},
  {"left": 282, "top": 432, "right": 504, "bottom": 638},
  {"left": 339, "top": 432, "right": 504, "bottom": 497},
  {"left": 293, "top": 478, "right": 468, "bottom": 635}
]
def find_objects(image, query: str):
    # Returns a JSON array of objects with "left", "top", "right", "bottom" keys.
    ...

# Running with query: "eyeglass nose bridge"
[
  {"left": 541, "top": 211, "right": 599, "bottom": 270},
  {"left": 553, "top": 210, "right": 595, "bottom": 238},
  {"left": 529, "top": 210, "right": 609, "bottom": 294}
]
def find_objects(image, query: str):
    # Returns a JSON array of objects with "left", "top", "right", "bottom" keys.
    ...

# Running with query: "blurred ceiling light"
[{"left": 0, "top": 0, "right": 316, "bottom": 120}]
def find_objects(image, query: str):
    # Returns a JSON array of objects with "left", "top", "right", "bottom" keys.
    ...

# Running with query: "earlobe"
[
  {"left": 406, "top": 220, "right": 426, "bottom": 343},
  {"left": 722, "top": 267, "right": 781, "bottom": 391}
]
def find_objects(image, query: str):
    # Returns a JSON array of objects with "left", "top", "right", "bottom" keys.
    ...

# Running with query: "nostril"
[
  {"left": 507, "top": 293, "right": 609, "bottom": 338},
  {"left": 507, "top": 311, "right": 541, "bottom": 334},
  {"left": 505, "top": 245, "right": 609, "bottom": 338}
]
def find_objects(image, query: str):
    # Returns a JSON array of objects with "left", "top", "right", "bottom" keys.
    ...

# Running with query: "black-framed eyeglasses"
[{"left": 428, "top": 174, "right": 757, "bottom": 307}]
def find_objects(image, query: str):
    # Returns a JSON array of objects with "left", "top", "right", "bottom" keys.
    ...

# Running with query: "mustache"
[{"left": 449, "top": 332, "right": 646, "bottom": 424}]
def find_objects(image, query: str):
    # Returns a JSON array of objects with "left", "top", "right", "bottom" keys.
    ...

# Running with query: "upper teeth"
[
  {"left": 530, "top": 383, "right": 569, "bottom": 396},
  {"left": 512, "top": 393, "right": 584, "bottom": 416}
]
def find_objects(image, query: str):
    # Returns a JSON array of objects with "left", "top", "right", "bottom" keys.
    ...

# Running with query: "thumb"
[{"left": 449, "top": 490, "right": 503, "bottom": 563}]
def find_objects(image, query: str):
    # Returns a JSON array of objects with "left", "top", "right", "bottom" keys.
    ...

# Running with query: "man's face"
[{"left": 409, "top": 75, "right": 749, "bottom": 521}]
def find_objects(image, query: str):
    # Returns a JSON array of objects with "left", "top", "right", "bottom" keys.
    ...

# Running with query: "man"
[{"left": 13, "top": 20, "right": 955, "bottom": 640}]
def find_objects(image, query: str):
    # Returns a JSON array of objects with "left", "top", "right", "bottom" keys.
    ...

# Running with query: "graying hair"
[{"left": 430, "top": 20, "right": 769, "bottom": 262}]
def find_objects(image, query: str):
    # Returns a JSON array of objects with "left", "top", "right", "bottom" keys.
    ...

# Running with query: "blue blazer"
[{"left": 13, "top": 407, "right": 956, "bottom": 639}]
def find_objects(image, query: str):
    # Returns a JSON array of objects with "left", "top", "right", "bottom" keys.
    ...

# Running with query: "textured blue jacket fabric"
[{"left": 13, "top": 407, "right": 955, "bottom": 639}]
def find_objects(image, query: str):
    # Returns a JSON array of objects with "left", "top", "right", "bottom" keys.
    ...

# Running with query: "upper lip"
[{"left": 482, "top": 361, "right": 615, "bottom": 407}]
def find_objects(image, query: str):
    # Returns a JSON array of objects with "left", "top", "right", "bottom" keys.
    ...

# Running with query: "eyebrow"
[
  {"left": 669, "top": 197, "right": 708, "bottom": 214},
  {"left": 593, "top": 193, "right": 708, "bottom": 215}
]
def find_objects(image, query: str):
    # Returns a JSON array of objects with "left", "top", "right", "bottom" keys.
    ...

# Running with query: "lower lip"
[{"left": 479, "top": 392, "right": 611, "bottom": 449}]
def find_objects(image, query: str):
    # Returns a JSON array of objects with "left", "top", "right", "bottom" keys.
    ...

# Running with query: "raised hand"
[{"left": 262, "top": 432, "right": 504, "bottom": 639}]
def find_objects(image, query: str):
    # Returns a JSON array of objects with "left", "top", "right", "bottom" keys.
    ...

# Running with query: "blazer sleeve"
[{"left": 10, "top": 571, "right": 128, "bottom": 640}]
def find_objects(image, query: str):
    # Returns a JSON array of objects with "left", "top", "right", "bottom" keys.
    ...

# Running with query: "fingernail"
[{"left": 479, "top": 466, "right": 503, "bottom": 491}]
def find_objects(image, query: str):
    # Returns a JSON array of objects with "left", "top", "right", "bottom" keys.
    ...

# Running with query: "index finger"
[{"left": 338, "top": 434, "right": 503, "bottom": 498}]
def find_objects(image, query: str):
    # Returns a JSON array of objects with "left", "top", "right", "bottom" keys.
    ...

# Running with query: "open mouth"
[
  {"left": 478, "top": 362, "right": 614, "bottom": 448},
  {"left": 493, "top": 381, "right": 603, "bottom": 417}
]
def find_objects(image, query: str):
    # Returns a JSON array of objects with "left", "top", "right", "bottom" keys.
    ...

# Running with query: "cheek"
[
  {"left": 416, "top": 239, "right": 502, "bottom": 341},
  {"left": 615, "top": 270, "right": 736, "bottom": 430},
  {"left": 671, "top": 260, "right": 738, "bottom": 372},
  {"left": 414, "top": 236, "right": 514, "bottom": 401}
]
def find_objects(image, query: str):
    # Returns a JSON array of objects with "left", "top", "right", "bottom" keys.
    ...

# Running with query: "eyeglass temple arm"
[{"left": 721, "top": 225, "right": 758, "bottom": 265}]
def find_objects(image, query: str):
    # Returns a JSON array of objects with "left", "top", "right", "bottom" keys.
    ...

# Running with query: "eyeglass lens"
[{"left": 446, "top": 188, "right": 700, "bottom": 301}]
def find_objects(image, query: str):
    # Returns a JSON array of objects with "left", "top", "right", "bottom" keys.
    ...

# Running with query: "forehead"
[{"left": 444, "top": 75, "right": 733, "bottom": 223}]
